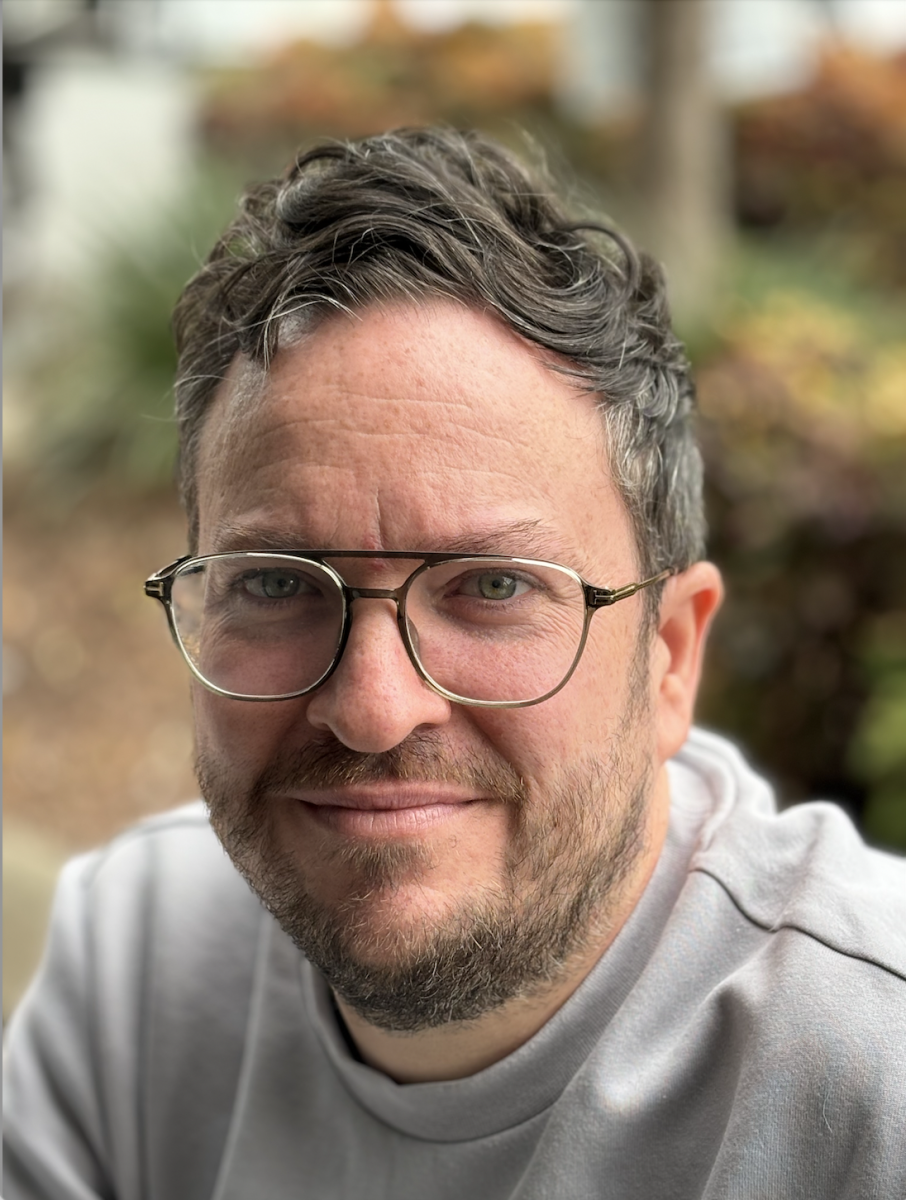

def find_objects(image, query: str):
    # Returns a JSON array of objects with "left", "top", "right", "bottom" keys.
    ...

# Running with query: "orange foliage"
[
  {"left": 201, "top": 1, "right": 556, "bottom": 145},
  {"left": 736, "top": 43, "right": 906, "bottom": 236}
]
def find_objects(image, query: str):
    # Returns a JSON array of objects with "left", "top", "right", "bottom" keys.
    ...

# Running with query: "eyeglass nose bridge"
[
  {"left": 344, "top": 585, "right": 411, "bottom": 647},
  {"left": 338, "top": 583, "right": 430, "bottom": 690},
  {"left": 347, "top": 586, "right": 402, "bottom": 603}
]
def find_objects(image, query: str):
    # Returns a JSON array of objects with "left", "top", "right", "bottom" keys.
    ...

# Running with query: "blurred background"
[{"left": 4, "top": 0, "right": 906, "bottom": 1012}]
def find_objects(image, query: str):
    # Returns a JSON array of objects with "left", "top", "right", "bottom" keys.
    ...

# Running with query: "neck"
[{"left": 336, "top": 765, "right": 672, "bottom": 1083}]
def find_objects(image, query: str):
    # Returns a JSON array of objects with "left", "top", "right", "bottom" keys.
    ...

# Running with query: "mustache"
[{"left": 245, "top": 733, "right": 527, "bottom": 805}]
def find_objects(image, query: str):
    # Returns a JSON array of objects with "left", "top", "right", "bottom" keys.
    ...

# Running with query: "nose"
[{"left": 304, "top": 597, "right": 452, "bottom": 753}]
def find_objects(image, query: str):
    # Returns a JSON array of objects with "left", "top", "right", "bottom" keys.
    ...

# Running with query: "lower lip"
[{"left": 300, "top": 800, "right": 475, "bottom": 837}]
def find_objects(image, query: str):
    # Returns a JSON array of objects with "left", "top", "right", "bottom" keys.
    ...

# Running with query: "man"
[{"left": 4, "top": 128, "right": 905, "bottom": 1199}]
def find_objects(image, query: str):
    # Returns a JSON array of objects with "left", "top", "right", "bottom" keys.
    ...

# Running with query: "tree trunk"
[{"left": 636, "top": 0, "right": 730, "bottom": 331}]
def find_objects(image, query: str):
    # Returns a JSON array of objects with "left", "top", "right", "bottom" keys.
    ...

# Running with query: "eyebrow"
[
  {"left": 423, "top": 520, "right": 583, "bottom": 563},
  {"left": 208, "top": 518, "right": 587, "bottom": 568}
]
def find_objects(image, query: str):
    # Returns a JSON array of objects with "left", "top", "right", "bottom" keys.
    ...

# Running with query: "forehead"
[{"left": 195, "top": 301, "right": 631, "bottom": 567}]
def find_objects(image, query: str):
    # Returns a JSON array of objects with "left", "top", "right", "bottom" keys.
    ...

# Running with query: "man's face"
[{"left": 193, "top": 300, "right": 666, "bottom": 1030}]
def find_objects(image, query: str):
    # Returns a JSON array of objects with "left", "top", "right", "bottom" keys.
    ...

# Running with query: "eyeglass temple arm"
[
  {"left": 144, "top": 555, "right": 193, "bottom": 601},
  {"left": 585, "top": 567, "right": 676, "bottom": 609}
]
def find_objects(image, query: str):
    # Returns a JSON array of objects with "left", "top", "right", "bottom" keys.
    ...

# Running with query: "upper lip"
[{"left": 285, "top": 784, "right": 480, "bottom": 811}]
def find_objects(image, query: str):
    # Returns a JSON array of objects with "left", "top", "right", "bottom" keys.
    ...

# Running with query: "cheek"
[
  {"left": 471, "top": 690, "right": 609, "bottom": 784},
  {"left": 477, "top": 614, "right": 648, "bottom": 776},
  {"left": 192, "top": 685, "right": 306, "bottom": 775}
]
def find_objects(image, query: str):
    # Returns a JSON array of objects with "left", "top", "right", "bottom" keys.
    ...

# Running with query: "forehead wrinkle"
[
  {"left": 201, "top": 354, "right": 268, "bottom": 463},
  {"left": 207, "top": 335, "right": 608, "bottom": 482},
  {"left": 261, "top": 401, "right": 536, "bottom": 459}
]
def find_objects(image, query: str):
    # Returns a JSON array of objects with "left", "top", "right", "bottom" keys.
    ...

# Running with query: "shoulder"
[
  {"left": 21, "top": 800, "right": 264, "bottom": 1022},
  {"left": 657, "top": 735, "right": 906, "bottom": 1189},
  {"left": 674, "top": 728, "right": 906, "bottom": 988},
  {"left": 50, "top": 801, "right": 264, "bottom": 1010},
  {"left": 67, "top": 799, "right": 225, "bottom": 890},
  {"left": 4, "top": 804, "right": 266, "bottom": 1200},
  {"left": 670, "top": 730, "right": 906, "bottom": 1136},
  {"left": 59, "top": 800, "right": 246, "bottom": 914}
]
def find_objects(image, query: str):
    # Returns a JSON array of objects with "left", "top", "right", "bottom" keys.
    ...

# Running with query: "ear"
[{"left": 651, "top": 562, "right": 723, "bottom": 764}]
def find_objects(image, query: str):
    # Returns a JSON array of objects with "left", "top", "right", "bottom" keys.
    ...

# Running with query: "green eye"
[
  {"left": 477, "top": 573, "right": 520, "bottom": 600},
  {"left": 246, "top": 570, "right": 301, "bottom": 599}
]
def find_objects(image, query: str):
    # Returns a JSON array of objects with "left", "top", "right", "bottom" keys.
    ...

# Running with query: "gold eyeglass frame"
[{"left": 145, "top": 551, "right": 675, "bottom": 709}]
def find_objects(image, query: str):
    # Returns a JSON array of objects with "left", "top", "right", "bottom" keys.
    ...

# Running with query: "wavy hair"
[{"left": 173, "top": 127, "right": 704, "bottom": 586}]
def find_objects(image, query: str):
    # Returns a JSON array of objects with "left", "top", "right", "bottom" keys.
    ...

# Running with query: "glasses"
[{"left": 145, "top": 551, "right": 673, "bottom": 709}]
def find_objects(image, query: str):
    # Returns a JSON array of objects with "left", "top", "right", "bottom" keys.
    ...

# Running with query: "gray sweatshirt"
[{"left": 4, "top": 729, "right": 906, "bottom": 1199}]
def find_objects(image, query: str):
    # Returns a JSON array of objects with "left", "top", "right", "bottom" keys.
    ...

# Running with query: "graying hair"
[{"left": 173, "top": 127, "right": 705, "bottom": 587}]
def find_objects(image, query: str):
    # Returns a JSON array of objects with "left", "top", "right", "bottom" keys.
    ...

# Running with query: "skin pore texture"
[{"left": 192, "top": 300, "right": 722, "bottom": 1083}]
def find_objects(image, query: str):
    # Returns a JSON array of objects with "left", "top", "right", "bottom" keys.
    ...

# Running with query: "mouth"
[{"left": 285, "top": 783, "right": 484, "bottom": 837}]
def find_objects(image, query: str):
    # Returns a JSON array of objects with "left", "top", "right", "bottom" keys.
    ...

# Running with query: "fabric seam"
[{"left": 691, "top": 864, "right": 906, "bottom": 986}]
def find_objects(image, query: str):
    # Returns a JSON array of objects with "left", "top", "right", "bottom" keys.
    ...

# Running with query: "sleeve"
[{"left": 3, "top": 855, "right": 123, "bottom": 1200}]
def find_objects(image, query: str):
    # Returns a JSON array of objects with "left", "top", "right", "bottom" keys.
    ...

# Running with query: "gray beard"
[{"left": 198, "top": 676, "right": 653, "bottom": 1033}]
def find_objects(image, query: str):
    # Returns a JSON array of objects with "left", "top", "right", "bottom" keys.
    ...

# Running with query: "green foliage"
[
  {"left": 19, "top": 164, "right": 243, "bottom": 501},
  {"left": 696, "top": 236, "right": 906, "bottom": 851},
  {"left": 849, "top": 619, "right": 906, "bottom": 848}
]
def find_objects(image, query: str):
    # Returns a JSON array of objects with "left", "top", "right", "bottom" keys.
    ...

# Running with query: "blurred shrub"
[
  {"left": 194, "top": 2, "right": 633, "bottom": 221},
  {"left": 200, "top": 2, "right": 555, "bottom": 156},
  {"left": 697, "top": 239, "right": 906, "bottom": 849},
  {"left": 15, "top": 166, "right": 242, "bottom": 502},
  {"left": 735, "top": 45, "right": 906, "bottom": 289},
  {"left": 849, "top": 616, "right": 906, "bottom": 847}
]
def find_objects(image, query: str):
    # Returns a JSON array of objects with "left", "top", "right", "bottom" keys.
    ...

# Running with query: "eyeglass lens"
[{"left": 169, "top": 554, "right": 588, "bottom": 704}]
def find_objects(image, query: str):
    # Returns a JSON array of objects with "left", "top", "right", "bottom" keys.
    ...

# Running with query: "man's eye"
[
  {"left": 459, "top": 572, "right": 530, "bottom": 601},
  {"left": 242, "top": 570, "right": 303, "bottom": 599}
]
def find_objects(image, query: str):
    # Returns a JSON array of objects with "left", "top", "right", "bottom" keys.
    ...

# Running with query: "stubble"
[{"left": 198, "top": 653, "right": 655, "bottom": 1031}]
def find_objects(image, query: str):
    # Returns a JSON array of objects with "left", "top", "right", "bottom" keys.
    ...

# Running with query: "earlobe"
[{"left": 653, "top": 562, "right": 724, "bottom": 763}]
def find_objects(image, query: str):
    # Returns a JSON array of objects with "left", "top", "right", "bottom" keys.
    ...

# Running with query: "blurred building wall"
[{"left": 4, "top": 16, "right": 197, "bottom": 288}]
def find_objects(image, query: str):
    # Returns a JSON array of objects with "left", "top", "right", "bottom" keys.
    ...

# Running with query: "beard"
[{"left": 197, "top": 650, "right": 655, "bottom": 1033}]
